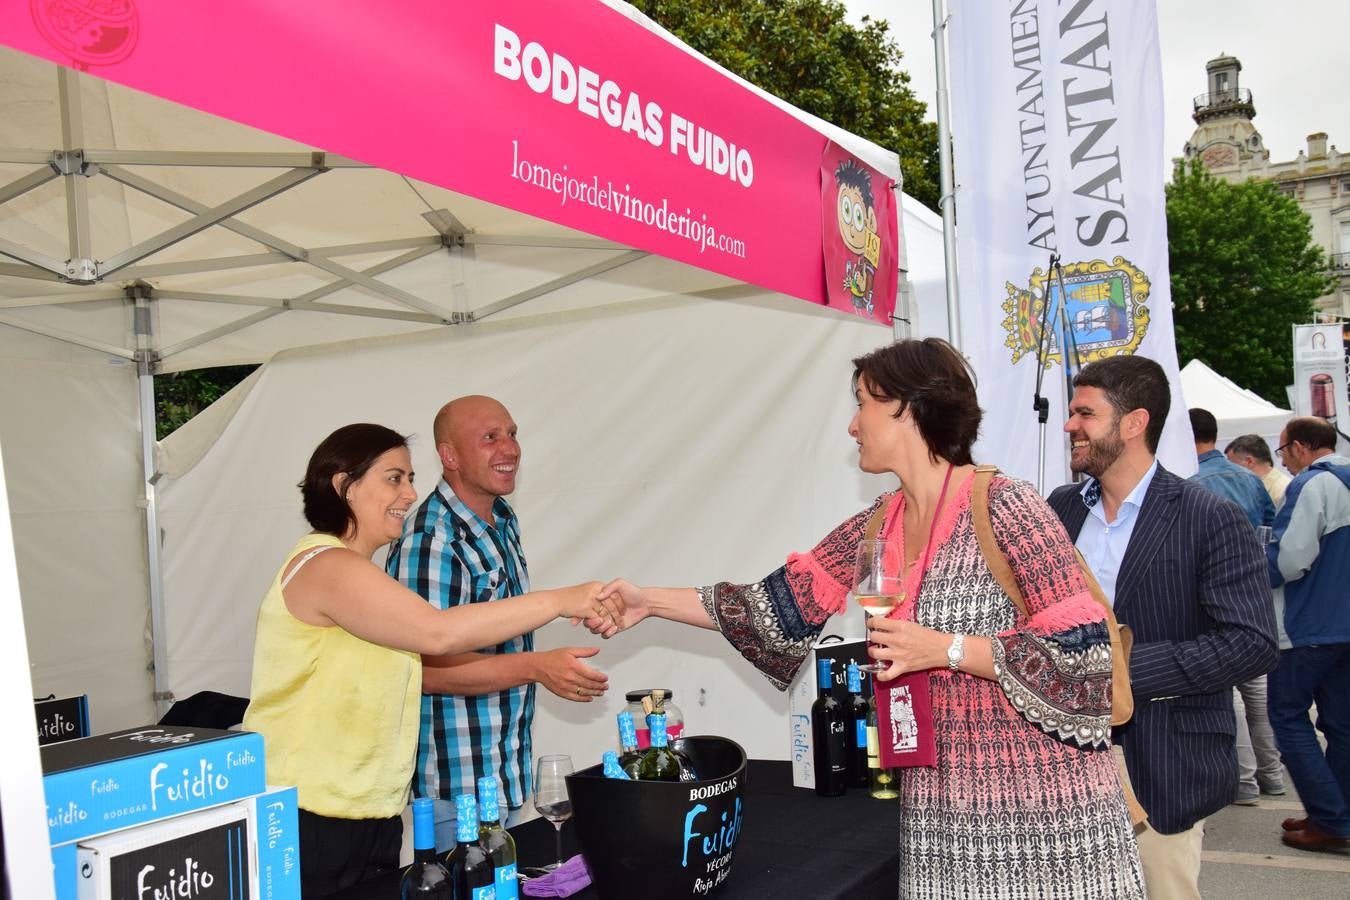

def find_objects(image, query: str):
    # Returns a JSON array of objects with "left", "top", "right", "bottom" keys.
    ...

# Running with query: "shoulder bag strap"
[
  {"left": 972, "top": 465, "right": 1031, "bottom": 619},
  {"left": 862, "top": 494, "right": 892, "bottom": 542}
]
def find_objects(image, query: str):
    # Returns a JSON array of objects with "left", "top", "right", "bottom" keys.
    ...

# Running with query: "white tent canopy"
[
  {"left": 0, "top": 0, "right": 947, "bottom": 756},
  {"left": 1179, "top": 358, "right": 1293, "bottom": 454}
]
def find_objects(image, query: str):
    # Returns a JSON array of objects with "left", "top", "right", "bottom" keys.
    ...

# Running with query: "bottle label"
[
  {"left": 649, "top": 715, "right": 669, "bottom": 747},
  {"left": 855, "top": 719, "right": 866, "bottom": 749},
  {"left": 866, "top": 725, "right": 880, "bottom": 768},
  {"left": 495, "top": 863, "right": 518, "bottom": 900},
  {"left": 472, "top": 885, "right": 497, "bottom": 900}
]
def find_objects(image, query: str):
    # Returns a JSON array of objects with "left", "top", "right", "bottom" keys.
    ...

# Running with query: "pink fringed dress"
[{"left": 698, "top": 474, "right": 1145, "bottom": 899}]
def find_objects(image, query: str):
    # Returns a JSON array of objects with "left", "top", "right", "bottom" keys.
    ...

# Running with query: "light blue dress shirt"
[{"left": 1073, "top": 460, "right": 1159, "bottom": 608}]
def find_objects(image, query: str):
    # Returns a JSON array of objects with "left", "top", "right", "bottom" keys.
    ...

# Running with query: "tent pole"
[
  {"left": 130, "top": 285, "right": 172, "bottom": 720},
  {"left": 930, "top": 0, "right": 961, "bottom": 349}
]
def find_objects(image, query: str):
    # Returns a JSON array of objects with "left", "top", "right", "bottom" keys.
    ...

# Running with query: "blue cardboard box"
[
  {"left": 42, "top": 725, "right": 266, "bottom": 847},
  {"left": 50, "top": 840, "right": 78, "bottom": 900},
  {"left": 249, "top": 786, "right": 300, "bottom": 900}
]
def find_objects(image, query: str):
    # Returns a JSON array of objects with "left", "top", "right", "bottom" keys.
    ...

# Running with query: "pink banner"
[
  {"left": 819, "top": 141, "right": 898, "bottom": 324},
  {"left": 1, "top": 0, "right": 893, "bottom": 316}
]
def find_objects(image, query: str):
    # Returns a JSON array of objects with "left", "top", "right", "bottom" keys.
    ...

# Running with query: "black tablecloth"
[{"left": 330, "top": 760, "right": 898, "bottom": 900}]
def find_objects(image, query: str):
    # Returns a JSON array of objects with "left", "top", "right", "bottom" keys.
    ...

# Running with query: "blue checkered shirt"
[{"left": 386, "top": 480, "right": 534, "bottom": 810}]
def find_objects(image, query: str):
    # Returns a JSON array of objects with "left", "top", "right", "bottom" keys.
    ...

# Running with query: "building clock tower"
[{"left": 1182, "top": 54, "right": 1267, "bottom": 172}]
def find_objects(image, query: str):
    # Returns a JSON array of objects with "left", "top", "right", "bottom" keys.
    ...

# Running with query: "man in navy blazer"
[{"left": 1047, "top": 355, "right": 1278, "bottom": 900}]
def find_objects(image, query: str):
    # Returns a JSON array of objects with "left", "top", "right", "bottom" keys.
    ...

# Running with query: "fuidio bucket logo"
[{"left": 1002, "top": 257, "right": 1151, "bottom": 366}]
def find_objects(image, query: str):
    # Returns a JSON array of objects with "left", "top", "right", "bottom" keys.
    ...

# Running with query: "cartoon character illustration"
[
  {"left": 835, "top": 159, "right": 880, "bottom": 316},
  {"left": 889, "top": 684, "right": 918, "bottom": 752}
]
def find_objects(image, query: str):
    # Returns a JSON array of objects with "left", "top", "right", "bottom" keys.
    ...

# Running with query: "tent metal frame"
[{"left": 0, "top": 67, "right": 646, "bottom": 715}]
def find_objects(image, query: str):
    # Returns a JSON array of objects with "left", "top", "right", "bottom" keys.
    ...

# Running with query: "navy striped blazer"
[{"left": 1048, "top": 465, "right": 1279, "bottom": 834}]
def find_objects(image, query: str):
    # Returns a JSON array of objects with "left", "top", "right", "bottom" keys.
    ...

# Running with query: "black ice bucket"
[{"left": 565, "top": 735, "right": 747, "bottom": 899}]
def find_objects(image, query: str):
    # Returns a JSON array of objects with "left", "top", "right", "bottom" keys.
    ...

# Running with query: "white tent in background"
[
  {"left": 0, "top": 5, "right": 952, "bottom": 889},
  {"left": 0, "top": 0, "right": 948, "bottom": 782},
  {"left": 1179, "top": 358, "right": 1293, "bottom": 453}
]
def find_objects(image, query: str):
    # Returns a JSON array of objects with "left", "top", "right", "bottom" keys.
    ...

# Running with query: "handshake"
[
  {"left": 568, "top": 578, "right": 652, "bottom": 638},
  {"left": 560, "top": 579, "right": 715, "bottom": 639}
]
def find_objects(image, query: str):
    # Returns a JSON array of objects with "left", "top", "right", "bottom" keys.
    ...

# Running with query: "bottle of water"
[
  {"left": 443, "top": 794, "right": 495, "bottom": 899},
  {"left": 400, "top": 797, "right": 451, "bottom": 898},
  {"left": 477, "top": 775, "right": 518, "bottom": 900}
]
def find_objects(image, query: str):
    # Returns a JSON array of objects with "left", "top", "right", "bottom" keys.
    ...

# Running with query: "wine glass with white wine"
[
  {"left": 852, "top": 538, "right": 903, "bottom": 673},
  {"left": 533, "top": 755, "right": 574, "bottom": 872}
]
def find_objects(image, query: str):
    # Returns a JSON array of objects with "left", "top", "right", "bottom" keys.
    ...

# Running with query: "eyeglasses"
[{"left": 1276, "top": 441, "right": 1295, "bottom": 456}]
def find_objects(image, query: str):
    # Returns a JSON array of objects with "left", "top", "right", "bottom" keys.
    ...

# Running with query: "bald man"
[{"left": 386, "top": 395, "right": 608, "bottom": 850}]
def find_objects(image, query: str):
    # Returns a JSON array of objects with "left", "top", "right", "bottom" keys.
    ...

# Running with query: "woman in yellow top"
[{"left": 242, "top": 423, "right": 609, "bottom": 897}]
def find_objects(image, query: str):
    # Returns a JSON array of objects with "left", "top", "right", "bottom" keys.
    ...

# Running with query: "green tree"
[
  {"left": 631, "top": 0, "right": 939, "bottom": 210},
  {"left": 1166, "top": 159, "right": 1334, "bottom": 405},
  {"left": 154, "top": 365, "right": 257, "bottom": 439}
]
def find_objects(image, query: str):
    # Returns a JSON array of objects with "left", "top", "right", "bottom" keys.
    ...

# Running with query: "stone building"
[{"left": 1181, "top": 55, "right": 1350, "bottom": 319}]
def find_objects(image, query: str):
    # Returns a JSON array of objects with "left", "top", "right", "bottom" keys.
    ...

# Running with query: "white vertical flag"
[{"left": 948, "top": 0, "right": 1194, "bottom": 487}]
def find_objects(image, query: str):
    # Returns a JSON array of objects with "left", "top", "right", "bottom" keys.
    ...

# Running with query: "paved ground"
[{"left": 1198, "top": 775, "right": 1350, "bottom": 898}]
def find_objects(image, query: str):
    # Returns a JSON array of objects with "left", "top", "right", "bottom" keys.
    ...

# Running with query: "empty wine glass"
[
  {"left": 533, "top": 755, "right": 574, "bottom": 872},
  {"left": 852, "top": 538, "right": 903, "bottom": 672}
]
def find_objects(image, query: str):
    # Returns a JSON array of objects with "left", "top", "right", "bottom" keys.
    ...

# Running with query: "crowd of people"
[{"left": 237, "top": 338, "right": 1350, "bottom": 898}]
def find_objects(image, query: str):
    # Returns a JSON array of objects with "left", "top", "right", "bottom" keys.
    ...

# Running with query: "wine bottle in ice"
[
  {"left": 638, "top": 712, "right": 682, "bottom": 781},
  {"left": 616, "top": 711, "right": 644, "bottom": 778},
  {"left": 602, "top": 750, "right": 631, "bottom": 780}
]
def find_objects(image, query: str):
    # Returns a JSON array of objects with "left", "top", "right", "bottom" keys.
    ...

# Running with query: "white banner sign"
[
  {"left": 1292, "top": 324, "right": 1349, "bottom": 432},
  {"left": 949, "top": 0, "right": 1194, "bottom": 487}
]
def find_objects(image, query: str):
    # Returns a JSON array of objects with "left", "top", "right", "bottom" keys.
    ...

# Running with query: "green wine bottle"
[
  {"left": 637, "top": 712, "right": 682, "bottom": 781},
  {"left": 616, "top": 711, "right": 644, "bottom": 778},
  {"left": 476, "top": 775, "right": 518, "bottom": 900}
]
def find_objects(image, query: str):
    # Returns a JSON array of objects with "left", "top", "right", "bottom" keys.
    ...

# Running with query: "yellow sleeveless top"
[{"left": 242, "top": 533, "right": 421, "bottom": 819}]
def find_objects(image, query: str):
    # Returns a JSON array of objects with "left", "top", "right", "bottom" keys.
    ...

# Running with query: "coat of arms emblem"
[{"left": 1002, "top": 257, "right": 1151, "bottom": 366}]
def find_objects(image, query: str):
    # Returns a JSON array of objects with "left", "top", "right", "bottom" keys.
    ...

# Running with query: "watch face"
[{"left": 1201, "top": 144, "right": 1237, "bottom": 168}]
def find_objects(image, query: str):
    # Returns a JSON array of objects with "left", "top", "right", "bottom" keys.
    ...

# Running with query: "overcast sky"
[{"left": 842, "top": 0, "right": 1350, "bottom": 180}]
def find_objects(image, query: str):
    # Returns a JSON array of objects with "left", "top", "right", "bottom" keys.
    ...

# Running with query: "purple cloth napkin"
[{"left": 521, "top": 854, "right": 592, "bottom": 898}]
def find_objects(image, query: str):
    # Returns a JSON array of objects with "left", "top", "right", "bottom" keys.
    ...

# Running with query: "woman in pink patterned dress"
[{"left": 597, "top": 338, "right": 1144, "bottom": 898}]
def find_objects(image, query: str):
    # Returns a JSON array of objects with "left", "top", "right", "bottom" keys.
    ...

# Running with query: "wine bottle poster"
[{"left": 873, "top": 670, "right": 936, "bottom": 768}]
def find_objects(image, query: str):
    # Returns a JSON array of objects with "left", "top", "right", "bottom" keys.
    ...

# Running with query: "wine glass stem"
[{"left": 553, "top": 821, "right": 564, "bottom": 867}]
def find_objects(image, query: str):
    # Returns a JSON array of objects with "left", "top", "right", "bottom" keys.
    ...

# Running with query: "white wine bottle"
[
  {"left": 616, "top": 711, "right": 644, "bottom": 778},
  {"left": 867, "top": 689, "right": 898, "bottom": 800},
  {"left": 602, "top": 750, "right": 631, "bottom": 779},
  {"left": 476, "top": 775, "right": 518, "bottom": 900},
  {"left": 442, "top": 794, "right": 495, "bottom": 900},
  {"left": 638, "top": 712, "right": 682, "bottom": 781}
]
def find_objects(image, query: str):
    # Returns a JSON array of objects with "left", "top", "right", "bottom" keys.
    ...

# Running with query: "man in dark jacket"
[{"left": 1048, "top": 355, "right": 1278, "bottom": 900}]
